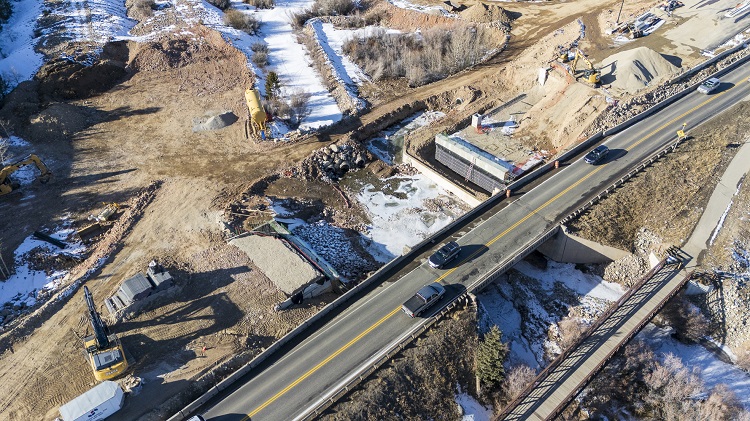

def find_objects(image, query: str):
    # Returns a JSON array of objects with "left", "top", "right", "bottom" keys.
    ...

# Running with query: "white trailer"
[{"left": 59, "top": 381, "right": 124, "bottom": 421}]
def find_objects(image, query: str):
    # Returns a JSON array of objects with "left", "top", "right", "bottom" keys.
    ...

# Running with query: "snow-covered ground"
[
  {"left": 368, "top": 110, "right": 445, "bottom": 164},
  {"left": 386, "top": 0, "right": 456, "bottom": 17},
  {"left": 456, "top": 387, "right": 493, "bottom": 421},
  {"left": 0, "top": 0, "right": 45, "bottom": 90},
  {"left": 200, "top": 0, "right": 342, "bottom": 132},
  {"left": 639, "top": 324, "right": 750, "bottom": 409},
  {"left": 0, "top": 225, "right": 86, "bottom": 325},
  {"left": 477, "top": 260, "right": 625, "bottom": 369},
  {"left": 356, "top": 174, "right": 460, "bottom": 260}
]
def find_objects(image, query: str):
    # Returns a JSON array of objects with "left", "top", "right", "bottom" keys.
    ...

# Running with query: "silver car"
[{"left": 697, "top": 77, "right": 720, "bottom": 94}]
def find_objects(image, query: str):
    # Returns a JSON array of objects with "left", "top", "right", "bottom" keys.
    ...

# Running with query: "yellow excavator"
[
  {"left": 0, "top": 154, "right": 51, "bottom": 196},
  {"left": 83, "top": 286, "right": 129, "bottom": 381},
  {"left": 570, "top": 49, "right": 601, "bottom": 87}
]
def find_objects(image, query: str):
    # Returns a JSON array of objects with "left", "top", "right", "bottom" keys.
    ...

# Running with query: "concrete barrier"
[{"left": 170, "top": 43, "right": 750, "bottom": 421}]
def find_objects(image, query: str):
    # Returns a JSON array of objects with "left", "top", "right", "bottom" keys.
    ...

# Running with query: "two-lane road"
[{"left": 200, "top": 68, "right": 750, "bottom": 421}]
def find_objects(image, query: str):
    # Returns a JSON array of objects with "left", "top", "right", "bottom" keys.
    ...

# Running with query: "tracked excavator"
[
  {"left": 83, "top": 286, "right": 129, "bottom": 381},
  {"left": 0, "top": 154, "right": 51, "bottom": 196},
  {"left": 570, "top": 49, "right": 601, "bottom": 87}
]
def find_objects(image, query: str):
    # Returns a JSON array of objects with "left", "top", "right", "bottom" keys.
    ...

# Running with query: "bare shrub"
[
  {"left": 224, "top": 9, "right": 260, "bottom": 34},
  {"left": 0, "top": 137, "right": 9, "bottom": 165},
  {"left": 207, "top": 0, "right": 230, "bottom": 10},
  {"left": 288, "top": 9, "right": 315, "bottom": 29},
  {"left": 313, "top": 0, "right": 355, "bottom": 16},
  {"left": 697, "top": 384, "right": 750, "bottom": 421},
  {"left": 288, "top": 0, "right": 356, "bottom": 28},
  {"left": 0, "top": 74, "right": 7, "bottom": 104},
  {"left": 251, "top": 42, "right": 268, "bottom": 54},
  {"left": 246, "top": 0, "right": 274, "bottom": 9},
  {"left": 289, "top": 90, "right": 311, "bottom": 127},
  {"left": 266, "top": 97, "right": 291, "bottom": 121},
  {"left": 252, "top": 51, "right": 268, "bottom": 67},
  {"left": 642, "top": 353, "right": 703, "bottom": 420},
  {"left": 502, "top": 365, "right": 536, "bottom": 402},
  {"left": 342, "top": 25, "right": 500, "bottom": 87},
  {"left": 659, "top": 294, "right": 710, "bottom": 343},
  {"left": 557, "top": 316, "right": 588, "bottom": 350}
]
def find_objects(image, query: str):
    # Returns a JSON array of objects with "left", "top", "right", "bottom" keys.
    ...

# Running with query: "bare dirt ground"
[{"left": 0, "top": 0, "right": 738, "bottom": 419}]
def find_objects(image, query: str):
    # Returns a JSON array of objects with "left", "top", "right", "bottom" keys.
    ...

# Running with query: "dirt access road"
[{"left": 0, "top": 0, "right": 648, "bottom": 420}]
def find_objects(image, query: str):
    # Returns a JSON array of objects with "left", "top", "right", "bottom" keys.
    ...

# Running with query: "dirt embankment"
[{"left": 568, "top": 102, "right": 750, "bottom": 252}]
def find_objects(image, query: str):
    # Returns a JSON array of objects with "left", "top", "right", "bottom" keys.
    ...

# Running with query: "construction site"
[{"left": 1, "top": 0, "right": 750, "bottom": 419}]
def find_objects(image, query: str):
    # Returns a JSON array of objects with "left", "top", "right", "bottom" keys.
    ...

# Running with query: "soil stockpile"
[
  {"left": 600, "top": 46, "right": 679, "bottom": 95},
  {"left": 460, "top": 3, "right": 512, "bottom": 25}
]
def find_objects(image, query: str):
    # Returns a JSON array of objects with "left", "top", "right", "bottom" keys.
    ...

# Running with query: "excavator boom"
[
  {"left": 0, "top": 153, "right": 52, "bottom": 196},
  {"left": 82, "top": 286, "right": 128, "bottom": 380}
]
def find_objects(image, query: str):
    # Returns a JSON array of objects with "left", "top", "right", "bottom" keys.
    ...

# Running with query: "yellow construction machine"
[
  {"left": 245, "top": 88, "right": 268, "bottom": 140},
  {"left": 83, "top": 286, "right": 129, "bottom": 381},
  {"left": 570, "top": 49, "right": 601, "bottom": 87},
  {"left": 0, "top": 154, "right": 51, "bottom": 196}
]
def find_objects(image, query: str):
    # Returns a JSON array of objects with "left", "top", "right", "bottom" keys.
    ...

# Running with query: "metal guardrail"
[
  {"left": 169, "top": 43, "right": 750, "bottom": 421},
  {"left": 301, "top": 226, "right": 562, "bottom": 419}
]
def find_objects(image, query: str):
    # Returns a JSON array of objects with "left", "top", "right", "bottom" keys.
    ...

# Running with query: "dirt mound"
[
  {"left": 27, "top": 103, "right": 96, "bottom": 141},
  {"left": 600, "top": 46, "right": 679, "bottom": 95},
  {"left": 130, "top": 30, "right": 239, "bottom": 72},
  {"left": 460, "top": 3, "right": 511, "bottom": 24},
  {"left": 192, "top": 111, "right": 239, "bottom": 132},
  {"left": 35, "top": 57, "right": 127, "bottom": 100}
]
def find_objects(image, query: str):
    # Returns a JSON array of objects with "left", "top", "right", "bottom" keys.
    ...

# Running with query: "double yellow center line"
[{"left": 242, "top": 78, "right": 739, "bottom": 420}]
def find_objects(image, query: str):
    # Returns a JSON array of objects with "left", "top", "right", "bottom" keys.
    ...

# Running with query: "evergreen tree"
[
  {"left": 476, "top": 325, "right": 508, "bottom": 390},
  {"left": 265, "top": 71, "right": 280, "bottom": 99}
]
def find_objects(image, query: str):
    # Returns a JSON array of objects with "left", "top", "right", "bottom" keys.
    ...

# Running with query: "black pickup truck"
[{"left": 401, "top": 283, "right": 446, "bottom": 317}]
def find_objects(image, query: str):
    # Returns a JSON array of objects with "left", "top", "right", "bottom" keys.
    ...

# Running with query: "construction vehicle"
[
  {"left": 570, "top": 49, "right": 601, "bottom": 87},
  {"left": 627, "top": 23, "right": 643, "bottom": 39},
  {"left": 245, "top": 88, "right": 268, "bottom": 140},
  {"left": 0, "top": 154, "right": 51, "bottom": 196},
  {"left": 83, "top": 286, "right": 129, "bottom": 381},
  {"left": 89, "top": 202, "right": 120, "bottom": 222}
]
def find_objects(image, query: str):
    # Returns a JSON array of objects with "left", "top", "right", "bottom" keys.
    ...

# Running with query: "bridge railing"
[
  {"left": 544, "top": 269, "right": 694, "bottom": 420},
  {"left": 168, "top": 43, "right": 750, "bottom": 421}
]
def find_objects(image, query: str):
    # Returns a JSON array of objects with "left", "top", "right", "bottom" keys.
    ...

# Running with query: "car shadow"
[
  {"left": 605, "top": 148, "right": 628, "bottom": 163},
  {"left": 442, "top": 244, "right": 489, "bottom": 269}
]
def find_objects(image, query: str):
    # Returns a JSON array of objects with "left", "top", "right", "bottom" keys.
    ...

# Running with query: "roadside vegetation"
[
  {"left": 224, "top": 9, "right": 260, "bottom": 34},
  {"left": 342, "top": 25, "right": 500, "bottom": 87},
  {"left": 0, "top": 0, "right": 11, "bottom": 29},
  {"left": 565, "top": 340, "right": 749, "bottom": 420},
  {"left": 326, "top": 309, "right": 540, "bottom": 419},
  {"left": 246, "top": 0, "right": 275, "bottom": 9},
  {"left": 0, "top": 75, "right": 7, "bottom": 104},
  {"left": 289, "top": 0, "right": 358, "bottom": 29}
]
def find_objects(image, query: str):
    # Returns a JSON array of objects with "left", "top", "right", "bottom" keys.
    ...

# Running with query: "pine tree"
[
  {"left": 476, "top": 325, "right": 508, "bottom": 390},
  {"left": 265, "top": 71, "right": 280, "bottom": 99}
]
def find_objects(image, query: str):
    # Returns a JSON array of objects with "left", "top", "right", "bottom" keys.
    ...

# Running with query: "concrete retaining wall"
[{"left": 537, "top": 225, "right": 629, "bottom": 264}]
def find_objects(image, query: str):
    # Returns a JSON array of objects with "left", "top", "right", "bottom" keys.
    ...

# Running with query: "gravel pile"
[
  {"left": 600, "top": 46, "right": 679, "bottom": 94},
  {"left": 586, "top": 48, "right": 750, "bottom": 136},
  {"left": 193, "top": 111, "right": 238, "bottom": 132}
]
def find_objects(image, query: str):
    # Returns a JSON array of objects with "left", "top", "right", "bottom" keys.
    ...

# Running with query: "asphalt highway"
[{"left": 200, "top": 66, "right": 750, "bottom": 421}]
